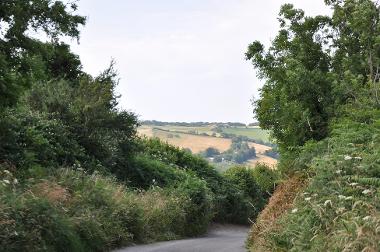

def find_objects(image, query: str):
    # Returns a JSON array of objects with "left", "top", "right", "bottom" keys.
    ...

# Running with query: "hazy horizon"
[{"left": 70, "top": 0, "right": 330, "bottom": 123}]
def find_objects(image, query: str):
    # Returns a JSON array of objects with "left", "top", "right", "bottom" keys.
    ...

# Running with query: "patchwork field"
[
  {"left": 155, "top": 125, "right": 216, "bottom": 135},
  {"left": 138, "top": 125, "right": 277, "bottom": 167},
  {"left": 151, "top": 128, "right": 232, "bottom": 153}
]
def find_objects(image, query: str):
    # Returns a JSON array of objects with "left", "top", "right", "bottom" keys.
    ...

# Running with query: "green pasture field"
[{"left": 221, "top": 127, "right": 271, "bottom": 142}]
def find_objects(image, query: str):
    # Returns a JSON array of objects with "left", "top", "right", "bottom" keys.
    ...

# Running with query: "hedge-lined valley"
[{"left": 0, "top": 1, "right": 275, "bottom": 251}]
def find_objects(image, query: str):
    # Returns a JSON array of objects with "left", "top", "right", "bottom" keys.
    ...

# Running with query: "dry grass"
[
  {"left": 138, "top": 190, "right": 168, "bottom": 211},
  {"left": 248, "top": 143, "right": 271, "bottom": 154},
  {"left": 247, "top": 143, "right": 277, "bottom": 167},
  {"left": 138, "top": 125, "right": 154, "bottom": 137},
  {"left": 247, "top": 154, "right": 277, "bottom": 167},
  {"left": 247, "top": 176, "right": 306, "bottom": 251},
  {"left": 151, "top": 129, "right": 232, "bottom": 153},
  {"left": 31, "top": 181, "right": 69, "bottom": 205},
  {"left": 111, "top": 185, "right": 129, "bottom": 204}
]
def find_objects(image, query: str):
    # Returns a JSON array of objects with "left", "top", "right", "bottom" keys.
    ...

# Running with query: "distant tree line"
[
  {"left": 218, "top": 132, "right": 276, "bottom": 148},
  {"left": 248, "top": 122, "right": 260, "bottom": 127},
  {"left": 264, "top": 149, "right": 279, "bottom": 159},
  {"left": 143, "top": 120, "right": 246, "bottom": 127}
]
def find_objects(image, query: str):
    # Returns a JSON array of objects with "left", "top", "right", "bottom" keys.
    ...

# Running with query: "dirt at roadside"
[{"left": 247, "top": 175, "right": 307, "bottom": 251}]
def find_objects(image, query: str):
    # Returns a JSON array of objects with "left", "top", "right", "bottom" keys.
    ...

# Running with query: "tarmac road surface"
[{"left": 115, "top": 224, "right": 249, "bottom": 252}]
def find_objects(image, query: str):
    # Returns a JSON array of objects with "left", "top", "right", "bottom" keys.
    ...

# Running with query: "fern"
[{"left": 346, "top": 176, "right": 380, "bottom": 187}]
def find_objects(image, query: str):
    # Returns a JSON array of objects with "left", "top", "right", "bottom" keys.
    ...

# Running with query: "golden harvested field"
[
  {"left": 248, "top": 142, "right": 271, "bottom": 154},
  {"left": 138, "top": 125, "right": 154, "bottom": 137},
  {"left": 247, "top": 143, "right": 277, "bottom": 167},
  {"left": 138, "top": 125, "right": 277, "bottom": 167},
  {"left": 152, "top": 129, "right": 231, "bottom": 153},
  {"left": 247, "top": 154, "right": 277, "bottom": 167}
]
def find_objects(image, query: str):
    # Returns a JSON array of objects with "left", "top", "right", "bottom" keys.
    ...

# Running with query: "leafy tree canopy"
[
  {"left": 0, "top": 0, "right": 86, "bottom": 107},
  {"left": 247, "top": 0, "right": 380, "bottom": 151}
]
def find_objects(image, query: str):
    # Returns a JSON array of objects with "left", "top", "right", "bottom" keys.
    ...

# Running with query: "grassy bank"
[
  {"left": 0, "top": 168, "right": 210, "bottom": 251},
  {"left": 247, "top": 107, "right": 380, "bottom": 251},
  {"left": 245, "top": 0, "right": 380, "bottom": 251}
]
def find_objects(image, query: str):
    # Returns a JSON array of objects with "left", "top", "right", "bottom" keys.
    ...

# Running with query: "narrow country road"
[{"left": 115, "top": 224, "right": 249, "bottom": 252}]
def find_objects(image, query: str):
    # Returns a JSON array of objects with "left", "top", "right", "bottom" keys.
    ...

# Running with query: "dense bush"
[
  {"left": 118, "top": 154, "right": 187, "bottom": 189},
  {"left": 0, "top": 194, "right": 83, "bottom": 252},
  {"left": 136, "top": 138, "right": 223, "bottom": 191},
  {"left": 250, "top": 108, "right": 380, "bottom": 251},
  {"left": 224, "top": 166, "right": 264, "bottom": 203},
  {"left": 246, "top": 1, "right": 380, "bottom": 250},
  {"left": 213, "top": 181, "right": 255, "bottom": 224},
  {"left": 22, "top": 72, "right": 138, "bottom": 170},
  {"left": 0, "top": 168, "right": 137, "bottom": 251},
  {"left": 138, "top": 138, "right": 265, "bottom": 225},
  {"left": 0, "top": 108, "right": 91, "bottom": 175},
  {"left": 221, "top": 166, "right": 266, "bottom": 224},
  {"left": 252, "top": 163, "right": 279, "bottom": 196},
  {"left": 200, "top": 147, "right": 220, "bottom": 158},
  {"left": 174, "top": 177, "right": 213, "bottom": 236},
  {"left": 0, "top": 78, "right": 264, "bottom": 251},
  {"left": 0, "top": 167, "right": 215, "bottom": 251}
]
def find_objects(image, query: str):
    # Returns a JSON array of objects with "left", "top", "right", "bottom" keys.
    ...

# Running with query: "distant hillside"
[
  {"left": 141, "top": 120, "right": 247, "bottom": 127},
  {"left": 138, "top": 124, "right": 277, "bottom": 170}
]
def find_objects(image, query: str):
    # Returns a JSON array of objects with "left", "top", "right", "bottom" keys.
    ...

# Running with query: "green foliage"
[
  {"left": 224, "top": 166, "right": 265, "bottom": 205},
  {"left": 0, "top": 1, "right": 270, "bottom": 250},
  {"left": 136, "top": 137, "right": 223, "bottom": 190},
  {"left": 212, "top": 181, "right": 254, "bottom": 224},
  {"left": 201, "top": 147, "right": 220, "bottom": 158},
  {"left": 247, "top": 0, "right": 380, "bottom": 152},
  {"left": 21, "top": 64, "right": 138, "bottom": 172},
  {"left": 121, "top": 154, "right": 187, "bottom": 189},
  {"left": 222, "top": 166, "right": 266, "bottom": 224},
  {"left": 174, "top": 177, "right": 213, "bottom": 236},
  {"left": 214, "top": 137, "right": 256, "bottom": 164},
  {"left": 0, "top": 0, "right": 86, "bottom": 108},
  {"left": 133, "top": 188, "right": 189, "bottom": 242},
  {"left": 247, "top": 4, "right": 332, "bottom": 150},
  {"left": 0, "top": 108, "right": 89, "bottom": 175},
  {"left": 0, "top": 167, "right": 132, "bottom": 251},
  {"left": 327, "top": 0, "right": 380, "bottom": 106},
  {"left": 54, "top": 169, "right": 141, "bottom": 245},
  {"left": 138, "top": 137, "right": 265, "bottom": 225},
  {"left": 219, "top": 126, "right": 271, "bottom": 143},
  {"left": 38, "top": 42, "right": 83, "bottom": 82},
  {"left": 0, "top": 191, "right": 83, "bottom": 252},
  {"left": 255, "top": 108, "right": 380, "bottom": 251},
  {"left": 247, "top": 1, "right": 380, "bottom": 251},
  {"left": 252, "top": 163, "right": 279, "bottom": 195},
  {"left": 0, "top": 168, "right": 213, "bottom": 251}
]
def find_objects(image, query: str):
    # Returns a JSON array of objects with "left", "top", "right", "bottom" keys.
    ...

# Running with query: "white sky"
[{"left": 69, "top": 0, "right": 331, "bottom": 123}]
